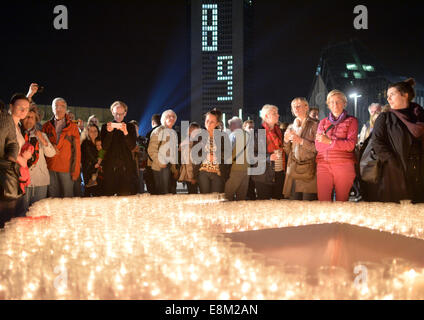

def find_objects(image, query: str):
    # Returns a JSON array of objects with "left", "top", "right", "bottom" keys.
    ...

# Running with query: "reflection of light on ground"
[{"left": 0, "top": 194, "right": 424, "bottom": 299}]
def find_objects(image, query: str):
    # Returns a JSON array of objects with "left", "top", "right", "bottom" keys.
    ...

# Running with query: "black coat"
[
  {"left": 100, "top": 121, "right": 138, "bottom": 195},
  {"left": 372, "top": 106, "right": 424, "bottom": 203},
  {"left": 81, "top": 139, "right": 98, "bottom": 185}
]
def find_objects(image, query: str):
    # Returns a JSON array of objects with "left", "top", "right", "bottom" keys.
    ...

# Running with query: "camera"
[{"left": 36, "top": 85, "right": 44, "bottom": 93}]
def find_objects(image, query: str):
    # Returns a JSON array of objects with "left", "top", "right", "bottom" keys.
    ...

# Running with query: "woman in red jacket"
[{"left": 315, "top": 90, "right": 358, "bottom": 201}]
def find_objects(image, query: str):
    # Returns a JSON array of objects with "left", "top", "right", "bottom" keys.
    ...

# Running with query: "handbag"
[
  {"left": 287, "top": 153, "right": 316, "bottom": 181},
  {"left": 359, "top": 135, "right": 381, "bottom": 184},
  {"left": 0, "top": 159, "right": 23, "bottom": 200}
]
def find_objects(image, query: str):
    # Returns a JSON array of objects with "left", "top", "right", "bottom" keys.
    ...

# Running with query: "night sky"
[{"left": 1, "top": 0, "right": 423, "bottom": 133}]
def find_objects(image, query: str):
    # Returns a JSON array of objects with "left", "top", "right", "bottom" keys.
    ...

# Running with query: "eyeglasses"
[{"left": 113, "top": 112, "right": 126, "bottom": 117}]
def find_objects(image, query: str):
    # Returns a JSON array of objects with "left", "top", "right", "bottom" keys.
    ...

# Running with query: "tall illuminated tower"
[{"left": 190, "top": 0, "right": 253, "bottom": 126}]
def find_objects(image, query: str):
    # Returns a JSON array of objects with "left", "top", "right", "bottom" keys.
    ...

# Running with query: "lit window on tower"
[
  {"left": 362, "top": 65, "right": 375, "bottom": 72},
  {"left": 202, "top": 4, "right": 218, "bottom": 51},
  {"left": 353, "top": 72, "right": 363, "bottom": 79},
  {"left": 346, "top": 63, "right": 358, "bottom": 70},
  {"left": 217, "top": 55, "right": 233, "bottom": 101}
]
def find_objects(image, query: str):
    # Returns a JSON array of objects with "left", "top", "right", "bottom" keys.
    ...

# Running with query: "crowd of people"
[{"left": 1, "top": 78, "right": 424, "bottom": 228}]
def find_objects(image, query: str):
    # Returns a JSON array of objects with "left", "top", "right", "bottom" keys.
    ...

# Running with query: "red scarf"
[{"left": 262, "top": 122, "right": 283, "bottom": 153}]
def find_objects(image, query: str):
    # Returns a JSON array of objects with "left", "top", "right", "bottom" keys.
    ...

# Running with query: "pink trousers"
[{"left": 317, "top": 161, "right": 356, "bottom": 202}]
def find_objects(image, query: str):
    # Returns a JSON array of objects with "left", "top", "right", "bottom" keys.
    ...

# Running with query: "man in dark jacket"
[
  {"left": 101, "top": 101, "right": 138, "bottom": 196},
  {"left": 0, "top": 100, "right": 20, "bottom": 228}
]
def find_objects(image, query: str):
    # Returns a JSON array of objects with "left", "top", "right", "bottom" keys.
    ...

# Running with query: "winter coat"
[
  {"left": 42, "top": 115, "right": 81, "bottom": 180},
  {"left": 81, "top": 139, "right": 99, "bottom": 185},
  {"left": 283, "top": 117, "right": 318, "bottom": 197},
  {"left": 372, "top": 104, "right": 424, "bottom": 203},
  {"left": 315, "top": 115, "right": 358, "bottom": 164},
  {"left": 0, "top": 112, "right": 19, "bottom": 161},
  {"left": 100, "top": 121, "right": 138, "bottom": 186},
  {"left": 147, "top": 125, "right": 179, "bottom": 174}
]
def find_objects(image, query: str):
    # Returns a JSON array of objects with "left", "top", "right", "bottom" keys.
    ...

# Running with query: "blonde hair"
[
  {"left": 160, "top": 109, "right": 177, "bottom": 126},
  {"left": 260, "top": 104, "right": 278, "bottom": 120},
  {"left": 326, "top": 90, "right": 347, "bottom": 105},
  {"left": 290, "top": 97, "right": 309, "bottom": 108},
  {"left": 110, "top": 101, "right": 128, "bottom": 113},
  {"left": 290, "top": 97, "right": 309, "bottom": 116}
]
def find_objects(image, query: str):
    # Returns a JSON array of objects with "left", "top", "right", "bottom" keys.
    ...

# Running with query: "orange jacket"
[{"left": 42, "top": 115, "right": 81, "bottom": 180}]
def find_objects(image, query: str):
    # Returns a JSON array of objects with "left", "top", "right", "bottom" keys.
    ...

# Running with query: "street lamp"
[{"left": 349, "top": 93, "right": 362, "bottom": 118}]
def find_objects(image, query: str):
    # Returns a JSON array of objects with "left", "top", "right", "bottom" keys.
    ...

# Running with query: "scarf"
[
  {"left": 390, "top": 103, "right": 424, "bottom": 139},
  {"left": 262, "top": 122, "right": 283, "bottom": 153},
  {"left": 328, "top": 110, "right": 348, "bottom": 126},
  {"left": 22, "top": 128, "right": 40, "bottom": 169}
]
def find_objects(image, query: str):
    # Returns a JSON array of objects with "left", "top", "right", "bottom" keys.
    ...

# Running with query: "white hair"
[
  {"left": 368, "top": 103, "right": 382, "bottom": 112},
  {"left": 260, "top": 104, "right": 278, "bottom": 120},
  {"left": 52, "top": 97, "right": 67, "bottom": 110},
  {"left": 160, "top": 109, "right": 177, "bottom": 126},
  {"left": 228, "top": 116, "right": 242, "bottom": 128}
]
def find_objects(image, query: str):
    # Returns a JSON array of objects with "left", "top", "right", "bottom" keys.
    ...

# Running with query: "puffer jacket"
[
  {"left": 42, "top": 114, "right": 81, "bottom": 180},
  {"left": 315, "top": 115, "right": 358, "bottom": 163}
]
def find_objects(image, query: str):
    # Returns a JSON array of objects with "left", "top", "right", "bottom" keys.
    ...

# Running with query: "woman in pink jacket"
[{"left": 315, "top": 90, "right": 358, "bottom": 201}]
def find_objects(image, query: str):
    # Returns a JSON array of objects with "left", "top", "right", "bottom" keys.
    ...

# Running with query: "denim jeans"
[
  {"left": 22, "top": 185, "right": 48, "bottom": 214},
  {"left": 73, "top": 175, "right": 83, "bottom": 197},
  {"left": 152, "top": 166, "right": 171, "bottom": 195},
  {"left": 48, "top": 171, "right": 74, "bottom": 198},
  {"left": 198, "top": 171, "right": 224, "bottom": 194}
]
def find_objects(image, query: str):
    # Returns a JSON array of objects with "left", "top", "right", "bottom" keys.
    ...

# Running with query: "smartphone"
[{"left": 111, "top": 122, "right": 122, "bottom": 129}]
